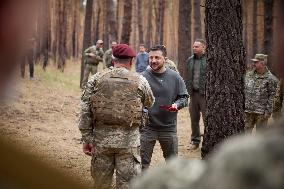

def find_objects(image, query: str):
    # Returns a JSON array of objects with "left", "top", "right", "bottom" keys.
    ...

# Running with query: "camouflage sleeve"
[
  {"left": 84, "top": 46, "right": 92, "bottom": 54},
  {"left": 99, "top": 48, "right": 104, "bottom": 57},
  {"left": 78, "top": 74, "right": 99, "bottom": 143},
  {"left": 166, "top": 60, "right": 179, "bottom": 73},
  {"left": 266, "top": 78, "right": 278, "bottom": 115},
  {"left": 273, "top": 81, "right": 283, "bottom": 119},
  {"left": 96, "top": 49, "right": 104, "bottom": 60},
  {"left": 105, "top": 51, "right": 113, "bottom": 68},
  {"left": 138, "top": 75, "right": 155, "bottom": 108},
  {"left": 92, "top": 49, "right": 103, "bottom": 62},
  {"left": 103, "top": 51, "right": 107, "bottom": 67}
]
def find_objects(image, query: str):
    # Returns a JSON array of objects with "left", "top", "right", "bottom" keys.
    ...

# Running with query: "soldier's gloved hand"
[
  {"left": 168, "top": 103, "right": 178, "bottom": 112},
  {"left": 83, "top": 143, "right": 94, "bottom": 156}
]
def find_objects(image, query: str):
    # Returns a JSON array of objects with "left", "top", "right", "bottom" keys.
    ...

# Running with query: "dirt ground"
[{"left": 0, "top": 64, "right": 202, "bottom": 188}]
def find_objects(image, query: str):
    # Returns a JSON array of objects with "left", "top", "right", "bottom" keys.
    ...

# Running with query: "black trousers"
[
  {"left": 140, "top": 127, "right": 178, "bottom": 170},
  {"left": 189, "top": 91, "right": 206, "bottom": 145}
]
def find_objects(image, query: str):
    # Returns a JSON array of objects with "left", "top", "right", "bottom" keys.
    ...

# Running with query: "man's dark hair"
[
  {"left": 149, "top": 45, "right": 167, "bottom": 57},
  {"left": 195, "top": 39, "right": 206, "bottom": 46},
  {"left": 113, "top": 57, "right": 132, "bottom": 64}
]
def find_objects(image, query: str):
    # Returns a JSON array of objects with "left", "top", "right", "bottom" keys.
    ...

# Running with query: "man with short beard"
[{"left": 140, "top": 45, "right": 188, "bottom": 170}]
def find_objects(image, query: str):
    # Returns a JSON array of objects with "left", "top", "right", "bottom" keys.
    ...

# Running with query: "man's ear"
[{"left": 130, "top": 58, "right": 134, "bottom": 66}]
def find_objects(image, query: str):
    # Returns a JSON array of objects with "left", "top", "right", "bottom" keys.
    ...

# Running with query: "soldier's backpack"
[{"left": 91, "top": 69, "right": 142, "bottom": 127}]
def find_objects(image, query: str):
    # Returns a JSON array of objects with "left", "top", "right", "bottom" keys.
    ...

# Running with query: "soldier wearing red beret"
[{"left": 78, "top": 44, "right": 155, "bottom": 189}]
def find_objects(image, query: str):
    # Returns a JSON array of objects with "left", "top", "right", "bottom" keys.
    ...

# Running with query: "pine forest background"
[{"left": 34, "top": 0, "right": 279, "bottom": 79}]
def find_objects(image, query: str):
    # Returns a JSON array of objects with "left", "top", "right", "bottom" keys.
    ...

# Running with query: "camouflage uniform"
[
  {"left": 103, "top": 48, "right": 113, "bottom": 68},
  {"left": 272, "top": 80, "right": 284, "bottom": 120},
  {"left": 245, "top": 68, "right": 278, "bottom": 133},
  {"left": 78, "top": 67, "right": 154, "bottom": 189},
  {"left": 165, "top": 58, "right": 179, "bottom": 73},
  {"left": 82, "top": 45, "right": 104, "bottom": 87}
]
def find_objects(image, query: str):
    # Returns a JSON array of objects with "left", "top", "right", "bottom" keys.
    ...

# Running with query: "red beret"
[{"left": 113, "top": 44, "right": 136, "bottom": 59}]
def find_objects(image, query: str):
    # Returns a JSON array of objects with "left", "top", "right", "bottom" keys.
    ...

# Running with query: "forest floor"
[{"left": 0, "top": 61, "right": 202, "bottom": 188}]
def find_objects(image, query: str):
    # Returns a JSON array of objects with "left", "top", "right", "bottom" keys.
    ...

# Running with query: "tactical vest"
[{"left": 91, "top": 69, "right": 142, "bottom": 127}]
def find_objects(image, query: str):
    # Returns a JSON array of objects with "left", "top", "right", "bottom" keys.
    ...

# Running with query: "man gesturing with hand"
[{"left": 141, "top": 45, "right": 189, "bottom": 170}]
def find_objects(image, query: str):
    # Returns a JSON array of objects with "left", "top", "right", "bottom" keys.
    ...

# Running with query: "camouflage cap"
[
  {"left": 113, "top": 44, "right": 136, "bottom": 59},
  {"left": 96, "top": 39, "right": 103, "bottom": 44},
  {"left": 251, "top": 54, "right": 268, "bottom": 62}
]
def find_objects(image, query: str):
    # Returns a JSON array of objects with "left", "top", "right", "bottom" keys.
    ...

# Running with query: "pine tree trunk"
[
  {"left": 47, "top": 1, "right": 52, "bottom": 55},
  {"left": 35, "top": 0, "right": 45, "bottom": 63},
  {"left": 178, "top": 0, "right": 191, "bottom": 79},
  {"left": 72, "top": 1, "right": 80, "bottom": 59},
  {"left": 155, "top": 0, "right": 165, "bottom": 44},
  {"left": 201, "top": 0, "right": 245, "bottom": 158},
  {"left": 263, "top": 0, "right": 274, "bottom": 70},
  {"left": 193, "top": 0, "right": 202, "bottom": 39},
  {"left": 108, "top": 0, "right": 118, "bottom": 42},
  {"left": 145, "top": 0, "right": 153, "bottom": 48},
  {"left": 57, "top": 0, "right": 68, "bottom": 71},
  {"left": 95, "top": 3, "right": 101, "bottom": 42},
  {"left": 121, "top": 0, "right": 133, "bottom": 44},
  {"left": 132, "top": 0, "right": 138, "bottom": 49},
  {"left": 103, "top": 1, "right": 109, "bottom": 49},
  {"left": 52, "top": 0, "right": 59, "bottom": 61},
  {"left": 252, "top": 0, "right": 258, "bottom": 55},
  {"left": 42, "top": 0, "right": 49, "bottom": 70},
  {"left": 242, "top": 0, "right": 248, "bottom": 65},
  {"left": 80, "top": 0, "right": 93, "bottom": 87},
  {"left": 137, "top": 0, "right": 144, "bottom": 44}
]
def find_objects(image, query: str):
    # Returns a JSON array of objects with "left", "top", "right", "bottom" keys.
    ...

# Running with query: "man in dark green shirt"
[{"left": 186, "top": 39, "right": 207, "bottom": 150}]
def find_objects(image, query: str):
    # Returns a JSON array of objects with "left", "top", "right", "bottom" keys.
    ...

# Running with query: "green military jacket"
[
  {"left": 186, "top": 54, "right": 207, "bottom": 95},
  {"left": 84, "top": 45, "right": 104, "bottom": 65},
  {"left": 245, "top": 68, "right": 278, "bottom": 115},
  {"left": 103, "top": 48, "right": 113, "bottom": 68}
]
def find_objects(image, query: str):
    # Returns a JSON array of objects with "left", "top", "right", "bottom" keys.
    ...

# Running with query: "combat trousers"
[
  {"left": 189, "top": 90, "right": 205, "bottom": 145},
  {"left": 82, "top": 64, "right": 98, "bottom": 87},
  {"left": 140, "top": 127, "right": 178, "bottom": 170},
  {"left": 91, "top": 146, "right": 141, "bottom": 189},
  {"left": 245, "top": 112, "right": 269, "bottom": 133}
]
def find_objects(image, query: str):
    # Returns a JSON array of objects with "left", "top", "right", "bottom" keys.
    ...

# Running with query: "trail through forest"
[{"left": 0, "top": 63, "right": 202, "bottom": 187}]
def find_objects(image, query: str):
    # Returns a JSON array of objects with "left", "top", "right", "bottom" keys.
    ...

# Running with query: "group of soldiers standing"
[{"left": 78, "top": 38, "right": 280, "bottom": 189}]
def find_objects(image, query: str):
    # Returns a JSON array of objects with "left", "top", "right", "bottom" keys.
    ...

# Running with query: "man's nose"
[{"left": 151, "top": 58, "right": 157, "bottom": 62}]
